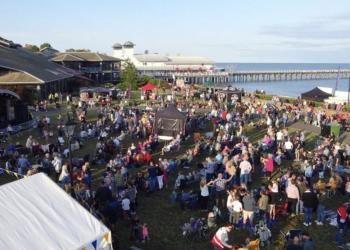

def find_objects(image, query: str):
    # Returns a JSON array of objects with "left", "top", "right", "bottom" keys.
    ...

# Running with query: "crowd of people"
[{"left": 0, "top": 88, "right": 350, "bottom": 249}]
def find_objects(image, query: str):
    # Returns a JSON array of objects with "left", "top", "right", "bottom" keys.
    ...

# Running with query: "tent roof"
[
  {"left": 80, "top": 87, "right": 110, "bottom": 94},
  {"left": 0, "top": 173, "right": 110, "bottom": 250},
  {"left": 301, "top": 87, "right": 332, "bottom": 101},
  {"left": 156, "top": 104, "right": 186, "bottom": 120},
  {"left": 141, "top": 82, "right": 157, "bottom": 91}
]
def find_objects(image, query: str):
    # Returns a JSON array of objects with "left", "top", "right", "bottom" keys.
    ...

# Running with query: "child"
[{"left": 142, "top": 223, "right": 149, "bottom": 242}]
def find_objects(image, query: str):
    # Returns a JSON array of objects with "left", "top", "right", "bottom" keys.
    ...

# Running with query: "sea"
[{"left": 216, "top": 63, "right": 350, "bottom": 98}]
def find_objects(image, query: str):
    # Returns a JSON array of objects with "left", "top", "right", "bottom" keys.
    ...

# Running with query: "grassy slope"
[{"left": 2, "top": 106, "right": 350, "bottom": 249}]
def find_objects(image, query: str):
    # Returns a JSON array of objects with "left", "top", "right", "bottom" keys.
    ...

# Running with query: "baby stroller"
[
  {"left": 275, "top": 201, "right": 289, "bottom": 217},
  {"left": 274, "top": 192, "right": 289, "bottom": 217},
  {"left": 181, "top": 218, "right": 209, "bottom": 240}
]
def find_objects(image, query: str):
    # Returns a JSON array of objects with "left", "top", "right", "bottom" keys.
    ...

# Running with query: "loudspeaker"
[{"left": 321, "top": 125, "right": 330, "bottom": 137}]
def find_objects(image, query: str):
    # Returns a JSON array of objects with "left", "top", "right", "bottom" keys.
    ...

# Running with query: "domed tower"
[
  {"left": 122, "top": 41, "right": 135, "bottom": 59},
  {"left": 112, "top": 42, "right": 123, "bottom": 59}
]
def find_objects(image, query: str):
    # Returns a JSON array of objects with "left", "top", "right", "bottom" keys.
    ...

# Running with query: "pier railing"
[{"left": 152, "top": 69, "right": 350, "bottom": 84}]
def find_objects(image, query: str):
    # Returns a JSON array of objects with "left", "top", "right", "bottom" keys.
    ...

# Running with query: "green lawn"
[{"left": 2, "top": 105, "right": 350, "bottom": 250}]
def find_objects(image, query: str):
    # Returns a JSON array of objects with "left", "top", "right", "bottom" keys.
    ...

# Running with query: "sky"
[{"left": 3, "top": 0, "right": 350, "bottom": 63}]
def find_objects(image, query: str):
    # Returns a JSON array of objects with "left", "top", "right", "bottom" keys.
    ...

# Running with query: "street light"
[{"left": 64, "top": 114, "right": 76, "bottom": 188}]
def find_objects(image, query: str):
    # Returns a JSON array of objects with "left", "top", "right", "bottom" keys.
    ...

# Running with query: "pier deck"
[{"left": 151, "top": 69, "right": 350, "bottom": 84}]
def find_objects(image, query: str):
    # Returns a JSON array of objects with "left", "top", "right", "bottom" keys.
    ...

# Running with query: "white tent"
[
  {"left": 0, "top": 173, "right": 113, "bottom": 250},
  {"left": 319, "top": 86, "right": 350, "bottom": 103}
]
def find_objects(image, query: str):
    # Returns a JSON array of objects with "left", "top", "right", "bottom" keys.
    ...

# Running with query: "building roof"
[
  {"left": 123, "top": 41, "right": 135, "bottom": 47},
  {"left": 0, "top": 43, "right": 75, "bottom": 85},
  {"left": 155, "top": 104, "right": 187, "bottom": 120},
  {"left": 52, "top": 52, "right": 121, "bottom": 62},
  {"left": 166, "top": 56, "right": 214, "bottom": 65},
  {"left": 134, "top": 53, "right": 170, "bottom": 62},
  {"left": 112, "top": 43, "right": 122, "bottom": 49},
  {"left": 39, "top": 46, "right": 59, "bottom": 53}
]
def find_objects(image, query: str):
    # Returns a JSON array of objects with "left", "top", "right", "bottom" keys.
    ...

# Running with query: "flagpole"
[
  {"left": 348, "top": 74, "right": 350, "bottom": 104},
  {"left": 333, "top": 66, "right": 340, "bottom": 96}
]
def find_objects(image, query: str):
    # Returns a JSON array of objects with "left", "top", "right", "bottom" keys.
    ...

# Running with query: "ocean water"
[{"left": 215, "top": 63, "right": 350, "bottom": 97}]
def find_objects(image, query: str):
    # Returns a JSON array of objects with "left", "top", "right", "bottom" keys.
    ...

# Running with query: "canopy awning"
[
  {"left": 141, "top": 82, "right": 157, "bottom": 91},
  {"left": 301, "top": 87, "right": 332, "bottom": 101},
  {"left": 0, "top": 173, "right": 112, "bottom": 250}
]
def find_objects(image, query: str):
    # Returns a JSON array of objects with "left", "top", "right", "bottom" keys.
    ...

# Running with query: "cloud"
[
  {"left": 277, "top": 40, "right": 350, "bottom": 49},
  {"left": 262, "top": 11, "right": 350, "bottom": 40}
]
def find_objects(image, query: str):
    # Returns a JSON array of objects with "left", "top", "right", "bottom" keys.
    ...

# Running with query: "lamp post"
[
  {"left": 64, "top": 113, "right": 76, "bottom": 188},
  {"left": 36, "top": 85, "right": 41, "bottom": 102}
]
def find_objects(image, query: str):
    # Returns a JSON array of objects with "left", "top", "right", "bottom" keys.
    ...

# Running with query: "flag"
[
  {"left": 103, "top": 233, "right": 109, "bottom": 242},
  {"left": 92, "top": 240, "right": 97, "bottom": 249}
]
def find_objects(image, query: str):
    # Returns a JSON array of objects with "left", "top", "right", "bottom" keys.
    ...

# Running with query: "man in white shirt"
[
  {"left": 239, "top": 154, "right": 252, "bottom": 185},
  {"left": 229, "top": 197, "right": 242, "bottom": 226},
  {"left": 122, "top": 196, "right": 131, "bottom": 218},
  {"left": 284, "top": 138, "right": 294, "bottom": 160},
  {"left": 276, "top": 130, "right": 284, "bottom": 148}
]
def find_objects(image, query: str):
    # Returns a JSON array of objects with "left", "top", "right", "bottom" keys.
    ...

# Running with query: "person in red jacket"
[
  {"left": 337, "top": 204, "right": 348, "bottom": 229},
  {"left": 336, "top": 204, "right": 348, "bottom": 246}
]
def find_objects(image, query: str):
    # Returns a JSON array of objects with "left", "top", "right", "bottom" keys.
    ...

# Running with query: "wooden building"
[
  {"left": 0, "top": 37, "right": 81, "bottom": 100},
  {"left": 51, "top": 52, "right": 121, "bottom": 84}
]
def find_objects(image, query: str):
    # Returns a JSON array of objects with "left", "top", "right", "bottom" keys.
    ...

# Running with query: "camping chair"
[{"left": 193, "top": 133, "right": 202, "bottom": 142}]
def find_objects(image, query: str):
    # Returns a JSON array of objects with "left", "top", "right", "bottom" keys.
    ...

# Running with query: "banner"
[{"left": 0, "top": 167, "right": 25, "bottom": 179}]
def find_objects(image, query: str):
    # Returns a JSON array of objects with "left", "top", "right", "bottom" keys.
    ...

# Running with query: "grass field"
[{"left": 1, "top": 106, "right": 350, "bottom": 250}]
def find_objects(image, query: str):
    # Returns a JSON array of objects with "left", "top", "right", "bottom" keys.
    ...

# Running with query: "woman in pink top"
[
  {"left": 265, "top": 154, "right": 274, "bottom": 176},
  {"left": 261, "top": 153, "right": 274, "bottom": 176},
  {"left": 142, "top": 223, "right": 149, "bottom": 242}
]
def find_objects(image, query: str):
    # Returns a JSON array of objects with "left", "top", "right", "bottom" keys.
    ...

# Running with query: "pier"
[{"left": 152, "top": 69, "right": 350, "bottom": 84}]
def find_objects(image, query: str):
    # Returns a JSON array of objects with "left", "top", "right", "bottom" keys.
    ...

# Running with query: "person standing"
[
  {"left": 258, "top": 190, "right": 269, "bottom": 222},
  {"left": 268, "top": 180, "right": 279, "bottom": 221},
  {"left": 207, "top": 173, "right": 233, "bottom": 208},
  {"left": 17, "top": 155, "right": 31, "bottom": 176},
  {"left": 242, "top": 191, "right": 256, "bottom": 227},
  {"left": 315, "top": 191, "right": 326, "bottom": 225},
  {"left": 230, "top": 195, "right": 243, "bottom": 227},
  {"left": 301, "top": 187, "right": 318, "bottom": 226},
  {"left": 199, "top": 179, "right": 210, "bottom": 210},
  {"left": 286, "top": 179, "right": 300, "bottom": 216},
  {"left": 239, "top": 154, "right": 252, "bottom": 186}
]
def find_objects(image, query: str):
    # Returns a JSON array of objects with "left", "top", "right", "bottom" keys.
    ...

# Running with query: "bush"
[
  {"left": 344, "top": 104, "right": 350, "bottom": 112},
  {"left": 255, "top": 94, "right": 273, "bottom": 101}
]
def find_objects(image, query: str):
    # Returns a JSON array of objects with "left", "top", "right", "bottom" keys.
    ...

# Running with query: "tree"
[
  {"left": 119, "top": 60, "right": 140, "bottom": 90},
  {"left": 24, "top": 44, "right": 39, "bottom": 52},
  {"left": 40, "top": 43, "right": 51, "bottom": 50}
]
